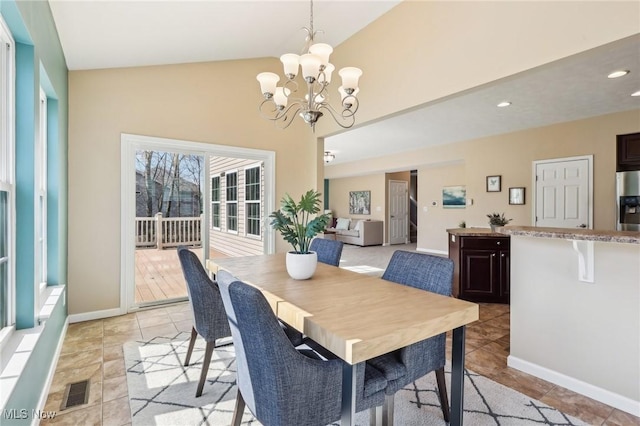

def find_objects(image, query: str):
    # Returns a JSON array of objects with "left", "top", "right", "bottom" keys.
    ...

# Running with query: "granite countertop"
[
  {"left": 446, "top": 227, "right": 508, "bottom": 237},
  {"left": 497, "top": 226, "right": 640, "bottom": 244}
]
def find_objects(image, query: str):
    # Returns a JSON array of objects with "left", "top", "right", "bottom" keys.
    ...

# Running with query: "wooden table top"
[{"left": 207, "top": 253, "right": 479, "bottom": 364}]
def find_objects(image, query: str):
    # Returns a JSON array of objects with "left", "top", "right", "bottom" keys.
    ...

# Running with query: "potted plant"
[
  {"left": 487, "top": 212, "right": 512, "bottom": 232},
  {"left": 269, "top": 189, "right": 330, "bottom": 279}
]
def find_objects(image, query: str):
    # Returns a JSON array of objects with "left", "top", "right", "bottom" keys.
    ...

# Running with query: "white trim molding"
[{"left": 508, "top": 355, "right": 640, "bottom": 417}]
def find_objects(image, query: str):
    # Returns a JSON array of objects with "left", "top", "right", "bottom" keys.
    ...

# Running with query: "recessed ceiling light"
[
  {"left": 632, "top": 90, "right": 640, "bottom": 97},
  {"left": 608, "top": 70, "right": 630, "bottom": 79},
  {"left": 497, "top": 101, "right": 511, "bottom": 108}
]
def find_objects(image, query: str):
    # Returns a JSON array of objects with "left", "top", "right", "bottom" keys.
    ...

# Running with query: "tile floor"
[{"left": 41, "top": 302, "right": 639, "bottom": 426}]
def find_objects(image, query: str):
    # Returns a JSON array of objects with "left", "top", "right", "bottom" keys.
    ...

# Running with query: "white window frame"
[
  {"left": 0, "top": 17, "right": 15, "bottom": 346},
  {"left": 244, "top": 163, "right": 262, "bottom": 238},
  {"left": 35, "top": 88, "right": 47, "bottom": 298},
  {"left": 225, "top": 170, "right": 238, "bottom": 234},
  {"left": 211, "top": 174, "right": 221, "bottom": 230}
]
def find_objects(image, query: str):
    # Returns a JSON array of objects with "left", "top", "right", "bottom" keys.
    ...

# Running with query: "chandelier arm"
[
  {"left": 317, "top": 103, "right": 356, "bottom": 129},
  {"left": 258, "top": 99, "right": 304, "bottom": 123},
  {"left": 274, "top": 106, "right": 303, "bottom": 130}
]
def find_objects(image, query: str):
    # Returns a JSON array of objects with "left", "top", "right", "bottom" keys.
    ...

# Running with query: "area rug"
[{"left": 124, "top": 332, "right": 588, "bottom": 426}]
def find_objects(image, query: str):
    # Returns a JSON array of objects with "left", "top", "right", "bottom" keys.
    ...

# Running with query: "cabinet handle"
[
  {"left": 497, "top": 241, "right": 501, "bottom": 245},
  {"left": 492, "top": 253, "right": 496, "bottom": 257},
  {"left": 501, "top": 253, "right": 505, "bottom": 257}
]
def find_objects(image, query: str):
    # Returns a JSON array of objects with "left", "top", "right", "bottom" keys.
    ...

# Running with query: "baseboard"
[
  {"left": 507, "top": 355, "right": 640, "bottom": 417},
  {"left": 68, "top": 307, "right": 126, "bottom": 323},
  {"left": 34, "top": 318, "right": 68, "bottom": 424},
  {"left": 416, "top": 247, "right": 448, "bottom": 256}
]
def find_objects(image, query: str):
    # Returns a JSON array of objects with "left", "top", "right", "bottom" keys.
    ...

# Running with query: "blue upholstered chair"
[
  {"left": 177, "top": 246, "right": 232, "bottom": 397},
  {"left": 367, "top": 250, "right": 454, "bottom": 423},
  {"left": 309, "top": 237, "right": 344, "bottom": 266},
  {"left": 217, "top": 270, "right": 387, "bottom": 426}
]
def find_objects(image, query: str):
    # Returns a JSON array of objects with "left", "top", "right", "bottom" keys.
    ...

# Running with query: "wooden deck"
[{"left": 135, "top": 247, "right": 229, "bottom": 304}]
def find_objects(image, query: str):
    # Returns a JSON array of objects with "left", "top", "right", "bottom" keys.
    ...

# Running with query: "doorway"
[
  {"left": 121, "top": 134, "right": 275, "bottom": 313},
  {"left": 389, "top": 180, "right": 409, "bottom": 244},
  {"left": 134, "top": 149, "right": 204, "bottom": 306},
  {"left": 533, "top": 155, "right": 593, "bottom": 229}
]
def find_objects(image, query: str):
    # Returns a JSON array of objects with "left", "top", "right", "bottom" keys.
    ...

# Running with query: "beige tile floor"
[{"left": 41, "top": 302, "right": 639, "bottom": 426}]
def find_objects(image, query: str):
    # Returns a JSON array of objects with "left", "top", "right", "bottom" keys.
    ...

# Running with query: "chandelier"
[{"left": 256, "top": 0, "right": 362, "bottom": 131}]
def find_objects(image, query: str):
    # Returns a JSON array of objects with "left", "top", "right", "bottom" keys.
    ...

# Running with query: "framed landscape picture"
[
  {"left": 443, "top": 186, "right": 466, "bottom": 208},
  {"left": 349, "top": 190, "right": 371, "bottom": 215}
]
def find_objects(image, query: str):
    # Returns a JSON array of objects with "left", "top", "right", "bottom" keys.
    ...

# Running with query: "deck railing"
[{"left": 135, "top": 213, "right": 202, "bottom": 249}]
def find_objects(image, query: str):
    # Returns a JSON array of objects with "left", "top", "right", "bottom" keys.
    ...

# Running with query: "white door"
[
  {"left": 389, "top": 180, "right": 408, "bottom": 244},
  {"left": 534, "top": 156, "right": 592, "bottom": 229}
]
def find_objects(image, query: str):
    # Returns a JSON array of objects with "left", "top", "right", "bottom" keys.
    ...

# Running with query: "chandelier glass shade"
[{"left": 256, "top": 0, "right": 362, "bottom": 131}]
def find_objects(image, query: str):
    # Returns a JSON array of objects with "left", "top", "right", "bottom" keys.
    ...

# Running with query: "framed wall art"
[
  {"left": 349, "top": 190, "right": 371, "bottom": 215},
  {"left": 442, "top": 186, "right": 466, "bottom": 209},
  {"left": 486, "top": 175, "right": 501, "bottom": 192},
  {"left": 509, "top": 187, "right": 526, "bottom": 205}
]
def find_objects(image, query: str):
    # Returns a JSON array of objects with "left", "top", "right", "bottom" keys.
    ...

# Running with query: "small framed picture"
[
  {"left": 486, "top": 175, "right": 501, "bottom": 192},
  {"left": 509, "top": 187, "right": 526, "bottom": 205}
]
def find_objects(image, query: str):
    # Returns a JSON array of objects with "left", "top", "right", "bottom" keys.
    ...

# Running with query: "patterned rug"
[{"left": 124, "top": 332, "right": 588, "bottom": 426}]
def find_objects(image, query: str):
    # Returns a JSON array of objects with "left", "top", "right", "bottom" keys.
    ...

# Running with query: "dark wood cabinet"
[
  {"left": 448, "top": 233, "right": 510, "bottom": 304},
  {"left": 617, "top": 132, "right": 640, "bottom": 172}
]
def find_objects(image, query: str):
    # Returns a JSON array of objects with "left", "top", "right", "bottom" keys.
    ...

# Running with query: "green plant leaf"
[{"left": 270, "top": 189, "right": 329, "bottom": 253}]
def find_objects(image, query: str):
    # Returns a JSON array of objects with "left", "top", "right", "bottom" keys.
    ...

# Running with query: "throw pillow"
[{"left": 335, "top": 217, "right": 350, "bottom": 230}]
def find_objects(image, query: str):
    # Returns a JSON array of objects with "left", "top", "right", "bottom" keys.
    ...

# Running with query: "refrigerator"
[{"left": 616, "top": 170, "right": 640, "bottom": 231}]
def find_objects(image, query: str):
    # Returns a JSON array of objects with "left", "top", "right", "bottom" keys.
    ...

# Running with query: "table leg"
[
  {"left": 341, "top": 362, "right": 357, "bottom": 425},
  {"left": 450, "top": 325, "right": 466, "bottom": 426}
]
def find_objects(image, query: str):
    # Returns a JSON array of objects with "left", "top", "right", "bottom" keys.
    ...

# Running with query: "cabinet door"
[
  {"left": 460, "top": 249, "right": 499, "bottom": 301},
  {"left": 500, "top": 249, "right": 510, "bottom": 302}
]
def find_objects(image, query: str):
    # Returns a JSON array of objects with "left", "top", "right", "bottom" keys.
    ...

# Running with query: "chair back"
[
  {"left": 382, "top": 250, "right": 453, "bottom": 296},
  {"left": 216, "top": 271, "right": 256, "bottom": 413},
  {"left": 309, "top": 238, "right": 344, "bottom": 266},
  {"left": 177, "top": 247, "right": 230, "bottom": 341},
  {"left": 217, "top": 270, "right": 343, "bottom": 425}
]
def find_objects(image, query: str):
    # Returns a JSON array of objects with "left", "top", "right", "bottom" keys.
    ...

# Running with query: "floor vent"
[{"left": 61, "top": 379, "right": 90, "bottom": 410}]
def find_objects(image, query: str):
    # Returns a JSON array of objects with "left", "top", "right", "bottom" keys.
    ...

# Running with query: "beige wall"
[
  {"left": 328, "top": 174, "right": 386, "bottom": 228},
  {"left": 327, "top": 110, "right": 640, "bottom": 252},
  {"left": 510, "top": 236, "right": 640, "bottom": 406},
  {"left": 67, "top": 1, "right": 639, "bottom": 317},
  {"left": 317, "top": 1, "right": 640, "bottom": 136},
  {"left": 68, "top": 59, "right": 318, "bottom": 315}
]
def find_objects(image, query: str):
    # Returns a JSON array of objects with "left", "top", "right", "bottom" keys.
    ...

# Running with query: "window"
[
  {"left": 0, "top": 20, "right": 14, "bottom": 333},
  {"left": 245, "top": 165, "right": 261, "bottom": 237},
  {"left": 211, "top": 175, "right": 220, "bottom": 229},
  {"left": 35, "top": 88, "right": 47, "bottom": 293},
  {"left": 225, "top": 171, "right": 238, "bottom": 232}
]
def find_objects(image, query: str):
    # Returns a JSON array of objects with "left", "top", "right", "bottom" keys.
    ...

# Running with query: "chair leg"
[
  {"left": 231, "top": 389, "right": 245, "bottom": 426},
  {"left": 196, "top": 341, "right": 215, "bottom": 397},
  {"left": 435, "top": 367, "right": 450, "bottom": 422},
  {"left": 184, "top": 327, "right": 198, "bottom": 366},
  {"left": 382, "top": 394, "right": 394, "bottom": 426}
]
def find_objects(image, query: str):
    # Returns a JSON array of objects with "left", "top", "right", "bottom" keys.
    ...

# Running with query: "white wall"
[{"left": 509, "top": 236, "right": 640, "bottom": 415}]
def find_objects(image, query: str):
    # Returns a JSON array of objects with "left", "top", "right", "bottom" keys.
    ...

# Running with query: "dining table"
[{"left": 207, "top": 253, "right": 479, "bottom": 426}]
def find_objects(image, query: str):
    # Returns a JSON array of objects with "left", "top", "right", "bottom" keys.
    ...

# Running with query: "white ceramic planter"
[{"left": 286, "top": 251, "right": 318, "bottom": 280}]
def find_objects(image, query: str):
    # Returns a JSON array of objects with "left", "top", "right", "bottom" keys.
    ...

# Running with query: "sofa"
[{"left": 326, "top": 218, "right": 383, "bottom": 246}]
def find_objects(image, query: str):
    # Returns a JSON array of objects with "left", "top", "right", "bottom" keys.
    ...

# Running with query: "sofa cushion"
[
  {"left": 335, "top": 217, "right": 350, "bottom": 230},
  {"left": 340, "top": 229, "right": 360, "bottom": 237},
  {"left": 351, "top": 220, "right": 363, "bottom": 231}
]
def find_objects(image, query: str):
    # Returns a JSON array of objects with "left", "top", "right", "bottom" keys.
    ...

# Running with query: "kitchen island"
[{"left": 498, "top": 226, "right": 640, "bottom": 417}]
